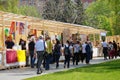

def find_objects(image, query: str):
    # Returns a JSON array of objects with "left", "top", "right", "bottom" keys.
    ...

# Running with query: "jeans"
[
  {"left": 64, "top": 54, "right": 71, "bottom": 68},
  {"left": 30, "top": 51, "right": 36, "bottom": 68},
  {"left": 55, "top": 53, "right": 60, "bottom": 68}
]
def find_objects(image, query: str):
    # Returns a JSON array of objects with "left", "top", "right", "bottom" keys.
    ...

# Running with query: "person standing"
[
  {"left": 5, "top": 36, "right": 15, "bottom": 49},
  {"left": 19, "top": 38, "right": 28, "bottom": 66},
  {"left": 101, "top": 40, "right": 108, "bottom": 60},
  {"left": 28, "top": 38, "right": 35, "bottom": 68},
  {"left": 35, "top": 36, "right": 47, "bottom": 74}
]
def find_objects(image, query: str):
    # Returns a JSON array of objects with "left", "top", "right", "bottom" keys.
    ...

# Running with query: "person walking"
[
  {"left": 28, "top": 38, "right": 35, "bottom": 68},
  {"left": 35, "top": 36, "right": 47, "bottom": 74},
  {"left": 101, "top": 40, "right": 108, "bottom": 60},
  {"left": 113, "top": 41, "right": 117, "bottom": 58},
  {"left": 45, "top": 37, "right": 53, "bottom": 70},
  {"left": 81, "top": 42, "right": 87, "bottom": 63},
  {"left": 85, "top": 41, "right": 91, "bottom": 64},
  {"left": 53, "top": 39, "right": 61, "bottom": 68},
  {"left": 64, "top": 40, "right": 71, "bottom": 68},
  {"left": 73, "top": 41, "right": 80, "bottom": 65}
]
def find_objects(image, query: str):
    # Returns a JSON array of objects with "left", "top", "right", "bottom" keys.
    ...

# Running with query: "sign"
[{"left": 100, "top": 32, "right": 106, "bottom": 36}]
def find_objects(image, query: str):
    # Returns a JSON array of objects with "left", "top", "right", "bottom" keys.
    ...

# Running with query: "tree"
[
  {"left": 84, "top": 0, "right": 112, "bottom": 35},
  {"left": 0, "top": 0, "right": 41, "bottom": 18},
  {"left": 84, "top": 0, "right": 120, "bottom": 35},
  {"left": 74, "top": 0, "right": 84, "bottom": 25},
  {"left": 0, "top": 0, "right": 19, "bottom": 13},
  {"left": 108, "top": 0, "right": 120, "bottom": 35}
]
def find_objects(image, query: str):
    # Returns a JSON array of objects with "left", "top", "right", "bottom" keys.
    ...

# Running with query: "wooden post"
[
  {"left": 2, "top": 15, "right": 5, "bottom": 50},
  {"left": 14, "top": 21, "right": 17, "bottom": 45}
]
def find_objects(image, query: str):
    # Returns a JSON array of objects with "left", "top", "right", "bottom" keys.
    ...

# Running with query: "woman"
[
  {"left": 53, "top": 39, "right": 61, "bottom": 68},
  {"left": 64, "top": 40, "right": 71, "bottom": 68}
]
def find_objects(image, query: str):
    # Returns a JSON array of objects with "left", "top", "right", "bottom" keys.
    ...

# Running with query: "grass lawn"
[{"left": 25, "top": 59, "right": 120, "bottom": 80}]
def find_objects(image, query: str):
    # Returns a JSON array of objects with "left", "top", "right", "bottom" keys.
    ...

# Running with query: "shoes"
[
  {"left": 37, "top": 70, "right": 42, "bottom": 74},
  {"left": 45, "top": 69, "right": 49, "bottom": 70}
]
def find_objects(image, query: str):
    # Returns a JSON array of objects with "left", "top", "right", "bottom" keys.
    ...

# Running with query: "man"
[
  {"left": 35, "top": 36, "right": 47, "bottom": 74},
  {"left": 101, "top": 40, "right": 108, "bottom": 60},
  {"left": 28, "top": 38, "right": 35, "bottom": 68}
]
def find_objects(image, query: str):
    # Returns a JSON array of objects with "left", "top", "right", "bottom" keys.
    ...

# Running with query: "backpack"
[{"left": 64, "top": 45, "right": 70, "bottom": 55}]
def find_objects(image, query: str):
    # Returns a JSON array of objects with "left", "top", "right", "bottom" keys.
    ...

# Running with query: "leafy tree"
[
  {"left": 0, "top": 0, "right": 41, "bottom": 18},
  {"left": 108, "top": 0, "right": 120, "bottom": 35},
  {"left": 85, "top": 0, "right": 120, "bottom": 35},
  {"left": 42, "top": 0, "right": 84, "bottom": 24},
  {"left": 84, "top": 0, "right": 112, "bottom": 35},
  {"left": 74, "top": 0, "right": 84, "bottom": 25}
]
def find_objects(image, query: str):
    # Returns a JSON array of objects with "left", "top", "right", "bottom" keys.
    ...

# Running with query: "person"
[
  {"left": 63, "top": 40, "right": 71, "bottom": 68},
  {"left": 5, "top": 36, "right": 14, "bottom": 49},
  {"left": 113, "top": 41, "right": 117, "bottom": 58},
  {"left": 19, "top": 38, "right": 28, "bottom": 66},
  {"left": 85, "top": 41, "right": 91, "bottom": 64},
  {"left": 89, "top": 41, "right": 93, "bottom": 60},
  {"left": 45, "top": 37, "right": 53, "bottom": 70},
  {"left": 73, "top": 41, "right": 80, "bottom": 65},
  {"left": 53, "top": 39, "right": 61, "bottom": 68},
  {"left": 28, "top": 38, "right": 35, "bottom": 68},
  {"left": 81, "top": 42, "right": 87, "bottom": 63},
  {"left": 108, "top": 41, "right": 114, "bottom": 59},
  {"left": 101, "top": 40, "right": 108, "bottom": 60},
  {"left": 35, "top": 35, "right": 47, "bottom": 74},
  {"left": 117, "top": 43, "right": 120, "bottom": 56}
]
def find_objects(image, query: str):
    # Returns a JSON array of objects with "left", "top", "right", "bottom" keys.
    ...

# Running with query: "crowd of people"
[
  {"left": 28, "top": 35, "right": 93, "bottom": 74},
  {"left": 101, "top": 40, "right": 120, "bottom": 60},
  {"left": 5, "top": 35, "right": 120, "bottom": 74}
]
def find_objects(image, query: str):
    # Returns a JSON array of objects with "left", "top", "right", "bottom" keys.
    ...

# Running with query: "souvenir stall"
[{"left": 0, "top": 11, "right": 107, "bottom": 69}]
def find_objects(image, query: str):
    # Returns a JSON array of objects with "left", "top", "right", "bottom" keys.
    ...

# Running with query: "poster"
[{"left": 80, "top": 34, "right": 87, "bottom": 42}]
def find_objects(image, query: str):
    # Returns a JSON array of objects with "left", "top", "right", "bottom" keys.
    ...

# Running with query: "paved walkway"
[{"left": 0, "top": 57, "right": 116, "bottom": 80}]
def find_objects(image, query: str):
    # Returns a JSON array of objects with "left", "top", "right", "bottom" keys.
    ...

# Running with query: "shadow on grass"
[{"left": 53, "top": 59, "right": 120, "bottom": 75}]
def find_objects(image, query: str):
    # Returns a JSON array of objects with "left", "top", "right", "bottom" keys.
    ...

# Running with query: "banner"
[
  {"left": 4, "top": 28, "right": 10, "bottom": 37},
  {"left": 17, "top": 50, "right": 26, "bottom": 62},
  {"left": 6, "top": 50, "right": 18, "bottom": 64},
  {"left": 9, "top": 22, "right": 15, "bottom": 34}
]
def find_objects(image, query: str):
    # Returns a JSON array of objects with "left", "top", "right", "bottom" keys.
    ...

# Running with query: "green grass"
[{"left": 25, "top": 59, "right": 120, "bottom": 80}]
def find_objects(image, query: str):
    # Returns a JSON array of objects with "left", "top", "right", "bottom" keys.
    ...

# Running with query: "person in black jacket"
[
  {"left": 85, "top": 42, "right": 91, "bottom": 64},
  {"left": 113, "top": 41, "right": 117, "bottom": 58},
  {"left": 53, "top": 39, "right": 61, "bottom": 68},
  {"left": 28, "top": 38, "right": 35, "bottom": 68},
  {"left": 5, "top": 36, "right": 14, "bottom": 49}
]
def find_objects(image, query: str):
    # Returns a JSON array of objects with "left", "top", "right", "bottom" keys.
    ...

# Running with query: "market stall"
[{"left": 0, "top": 11, "right": 107, "bottom": 69}]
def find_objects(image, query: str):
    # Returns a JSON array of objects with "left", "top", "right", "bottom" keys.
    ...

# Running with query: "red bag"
[{"left": 6, "top": 50, "right": 18, "bottom": 64}]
